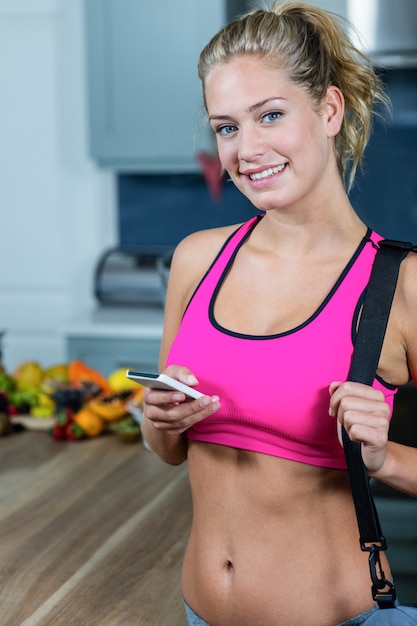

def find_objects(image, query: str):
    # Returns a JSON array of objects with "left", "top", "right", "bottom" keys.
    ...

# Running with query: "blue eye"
[
  {"left": 217, "top": 124, "right": 237, "bottom": 136},
  {"left": 263, "top": 111, "right": 281, "bottom": 123}
]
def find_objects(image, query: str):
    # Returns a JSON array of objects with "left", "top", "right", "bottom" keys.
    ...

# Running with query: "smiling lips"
[{"left": 248, "top": 163, "right": 286, "bottom": 181}]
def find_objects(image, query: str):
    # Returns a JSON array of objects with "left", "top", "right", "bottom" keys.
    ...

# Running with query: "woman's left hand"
[{"left": 329, "top": 381, "right": 391, "bottom": 475}]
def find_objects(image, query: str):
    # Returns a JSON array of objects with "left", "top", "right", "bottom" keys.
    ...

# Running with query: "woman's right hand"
[{"left": 143, "top": 366, "right": 221, "bottom": 436}]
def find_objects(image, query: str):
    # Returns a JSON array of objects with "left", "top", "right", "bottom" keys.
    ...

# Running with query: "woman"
[{"left": 141, "top": 2, "right": 417, "bottom": 625}]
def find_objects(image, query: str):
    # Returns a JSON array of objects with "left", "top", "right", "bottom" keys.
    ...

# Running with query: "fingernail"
[
  {"left": 199, "top": 396, "right": 210, "bottom": 408},
  {"left": 173, "top": 393, "right": 183, "bottom": 402},
  {"left": 329, "top": 406, "right": 335, "bottom": 417},
  {"left": 186, "top": 374, "right": 198, "bottom": 385}
]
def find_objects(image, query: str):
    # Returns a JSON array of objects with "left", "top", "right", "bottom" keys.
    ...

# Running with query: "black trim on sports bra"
[
  {"left": 208, "top": 226, "right": 373, "bottom": 340},
  {"left": 181, "top": 216, "right": 263, "bottom": 319}
]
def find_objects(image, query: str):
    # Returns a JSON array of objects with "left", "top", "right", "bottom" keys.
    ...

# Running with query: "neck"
[{"left": 255, "top": 203, "right": 367, "bottom": 259}]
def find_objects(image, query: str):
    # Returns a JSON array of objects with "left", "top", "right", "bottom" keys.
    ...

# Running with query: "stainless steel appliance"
[
  {"left": 249, "top": 0, "right": 417, "bottom": 67},
  {"left": 346, "top": 0, "right": 417, "bottom": 68},
  {"left": 94, "top": 248, "right": 172, "bottom": 307}
]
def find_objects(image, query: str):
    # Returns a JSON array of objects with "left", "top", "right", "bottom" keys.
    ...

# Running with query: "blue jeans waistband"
[
  {"left": 183, "top": 598, "right": 381, "bottom": 626},
  {"left": 183, "top": 599, "right": 210, "bottom": 625}
]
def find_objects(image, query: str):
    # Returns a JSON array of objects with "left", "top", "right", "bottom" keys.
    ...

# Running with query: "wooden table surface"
[{"left": 0, "top": 429, "right": 192, "bottom": 626}]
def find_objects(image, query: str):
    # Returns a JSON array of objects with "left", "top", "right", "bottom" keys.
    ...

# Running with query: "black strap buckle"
[{"left": 369, "top": 544, "right": 396, "bottom": 608}]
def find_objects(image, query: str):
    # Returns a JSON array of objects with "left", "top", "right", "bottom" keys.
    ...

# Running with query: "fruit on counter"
[
  {"left": 41, "top": 364, "right": 69, "bottom": 394},
  {"left": 107, "top": 368, "right": 140, "bottom": 392},
  {"left": 50, "top": 383, "right": 101, "bottom": 412},
  {"left": 72, "top": 407, "right": 105, "bottom": 437},
  {"left": 52, "top": 406, "right": 105, "bottom": 441},
  {"left": 68, "top": 360, "right": 110, "bottom": 394},
  {"left": 52, "top": 411, "right": 70, "bottom": 441},
  {"left": 88, "top": 390, "right": 133, "bottom": 421},
  {"left": 30, "top": 391, "right": 56, "bottom": 418},
  {"left": 0, "top": 371, "right": 16, "bottom": 394},
  {"left": 7, "top": 388, "right": 40, "bottom": 415},
  {"left": 65, "top": 421, "right": 86, "bottom": 441},
  {"left": 131, "top": 386, "right": 144, "bottom": 404},
  {"left": 110, "top": 415, "right": 141, "bottom": 443},
  {"left": 53, "top": 410, "right": 81, "bottom": 441},
  {"left": 13, "top": 361, "right": 44, "bottom": 391},
  {"left": 43, "top": 363, "right": 69, "bottom": 383},
  {"left": 0, "top": 357, "right": 148, "bottom": 440},
  {"left": 52, "top": 409, "right": 86, "bottom": 441},
  {"left": 124, "top": 387, "right": 145, "bottom": 422}
]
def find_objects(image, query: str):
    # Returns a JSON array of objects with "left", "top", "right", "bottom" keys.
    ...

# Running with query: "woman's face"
[{"left": 205, "top": 55, "right": 342, "bottom": 214}]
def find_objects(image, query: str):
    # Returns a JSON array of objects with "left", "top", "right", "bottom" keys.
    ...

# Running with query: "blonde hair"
[{"left": 198, "top": 1, "right": 390, "bottom": 190}]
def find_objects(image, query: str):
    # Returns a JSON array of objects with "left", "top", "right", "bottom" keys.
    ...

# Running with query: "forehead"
[{"left": 205, "top": 54, "right": 298, "bottom": 112}]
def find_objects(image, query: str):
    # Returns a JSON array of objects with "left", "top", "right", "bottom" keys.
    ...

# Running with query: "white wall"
[{"left": 0, "top": 0, "right": 117, "bottom": 371}]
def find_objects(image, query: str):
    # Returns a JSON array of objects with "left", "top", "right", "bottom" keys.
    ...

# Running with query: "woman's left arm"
[
  {"left": 369, "top": 441, "right": 417, "bottom": 498},
  {"left": 329, "top": 381, "right": 417, "bottom": 498},
  {"left": 330, "top": 251, "right": 417, "bottom": 498}
]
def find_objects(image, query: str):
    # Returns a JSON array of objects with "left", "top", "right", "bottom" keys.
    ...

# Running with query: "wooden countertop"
[{"left": 0, "top": 429, "right": 191, "bottom": 626}]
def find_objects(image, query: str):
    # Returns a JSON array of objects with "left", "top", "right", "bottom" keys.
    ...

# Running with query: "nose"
[{"left": 237, "top": 125, "right": 265, "bottom": 162}]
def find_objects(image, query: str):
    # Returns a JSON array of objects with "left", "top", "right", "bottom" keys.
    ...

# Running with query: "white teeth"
[{"left": 249, "top": 164, "right": 285, "bottom": 180}]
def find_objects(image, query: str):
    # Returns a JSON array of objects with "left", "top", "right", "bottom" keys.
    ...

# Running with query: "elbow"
[
  {"left": 146, "top": 443, "right": 188, "bottom": 467},
  {"left": 160, "top": 453, "right": 188, "bottom": 467},
  {"left": 141, "top": 420, "right": 188, "bottom": 466}
]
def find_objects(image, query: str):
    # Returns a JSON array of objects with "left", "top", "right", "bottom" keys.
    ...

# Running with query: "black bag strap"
[{"left": 343, "top": 238, "right": 415, "bottom": 608}]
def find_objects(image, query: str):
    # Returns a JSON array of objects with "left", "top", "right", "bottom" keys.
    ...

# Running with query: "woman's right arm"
[
  {"left": 141, "top": 229, "right": 225, "bottom": 465},
  {"left": 140, "top": 369, "right": 220, "bottom": 465}
]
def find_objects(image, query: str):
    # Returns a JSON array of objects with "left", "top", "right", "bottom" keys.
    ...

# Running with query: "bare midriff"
[{"left": 182, "top": 440, "right": 389, "bottom": 626}]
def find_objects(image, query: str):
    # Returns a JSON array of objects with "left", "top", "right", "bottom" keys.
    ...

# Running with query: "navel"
[{"left": 224, "top": 559, "right": 234, "bottom": 573}]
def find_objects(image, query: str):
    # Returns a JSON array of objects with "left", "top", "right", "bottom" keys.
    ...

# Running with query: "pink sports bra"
[{"left": 166, "top": 216, "right": 397, "bottom": 469}]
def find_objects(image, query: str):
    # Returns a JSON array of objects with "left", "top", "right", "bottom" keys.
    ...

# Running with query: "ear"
[{"left": 323, "top": 86, "right": 344, "bottom": 137}]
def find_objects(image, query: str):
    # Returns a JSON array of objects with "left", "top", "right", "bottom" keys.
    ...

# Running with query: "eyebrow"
[{"left": 208, "top": 97, "right": 286, "bottom": 121}]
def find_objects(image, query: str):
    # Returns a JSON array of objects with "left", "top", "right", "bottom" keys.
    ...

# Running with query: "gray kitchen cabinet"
[
  {"left": 67, "top": 336, "right": 161, "bottom": 378},
  {"left": 84, "top": 0, "right": 224, "bottom": 172},
  {"left": 65, "top": 305, "right": 164, "bottom": 377}
]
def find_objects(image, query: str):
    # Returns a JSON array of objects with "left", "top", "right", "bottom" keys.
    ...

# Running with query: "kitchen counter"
[
  {"left": 64, "top": 306, "right": 164, "bottom": 340},
  {"left": 64, "top": 307, "right": 165, "bottom": 375},
  {"left": 2, "top": 425, "right": 415, "bottom": 625},
  {"left": 0, "top": 429, "right": 191, "bottom": 626}
]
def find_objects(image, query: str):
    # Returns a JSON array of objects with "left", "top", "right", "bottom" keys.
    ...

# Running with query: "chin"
[{"left": 250, "top": 195, "right": 287, "bottom": 213}]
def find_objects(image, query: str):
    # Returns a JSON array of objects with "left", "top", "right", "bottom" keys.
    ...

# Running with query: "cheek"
[{"left": 216, "top": 139, "right": 236, "bottom": 169}]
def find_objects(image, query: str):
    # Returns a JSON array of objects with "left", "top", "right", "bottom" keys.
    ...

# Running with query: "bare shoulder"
[
  {"left": 173, "top": 223, "right": 240, "bottom": 264},
  {"left": 169, "top": 223, "right": 241, "bottom": 291},
  {"left": 397, "top": 250, "right": 417, "bottom": 308},
  {"left": 159, "top": 223, "right": 242, "bottom": 367}
]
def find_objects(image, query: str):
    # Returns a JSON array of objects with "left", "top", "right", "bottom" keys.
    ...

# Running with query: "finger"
[
  {"left": 328, "top": 381, "right": 342, "bottom": 415},
  {"left": 337, "top": 407, "right": 390, "bottom": 445},
  {"left": 164, "top": 365, "right": 199, "bottom": 387},
  {"left": 341, "top": 398, "right": 390, "bottom": 431},
  {"left": 343, "top": 415, "right": 389, "bottom": 474},
  {"left": 329, "top": 381, "right": 385, "bottom": 416},
  {"left": 340, "top": 403, "right": 390, "bottom": 435},
  {"left": 143, "top": 386, "right": 188, "bottom": 406},
  {"left": 149, "top": 394, "right": 220, "bottom": 434},
  {"left": 329, "top": 381, "right": 343, "bottom": 396},
  {"left": 337, "top": 393, "right": 389, "bottom": 416}
]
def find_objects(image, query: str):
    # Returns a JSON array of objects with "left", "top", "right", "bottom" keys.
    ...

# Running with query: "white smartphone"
[{"left": 125, "top": 369, "right": 204, "bottom": 400}]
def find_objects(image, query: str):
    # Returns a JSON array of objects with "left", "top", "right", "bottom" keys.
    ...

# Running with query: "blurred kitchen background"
[
  {"left": 0, "top": 0, "right": 416, "bottom": 601},
  {"left": 0, "top": 0, "right": 416, "bottom": 371}
]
